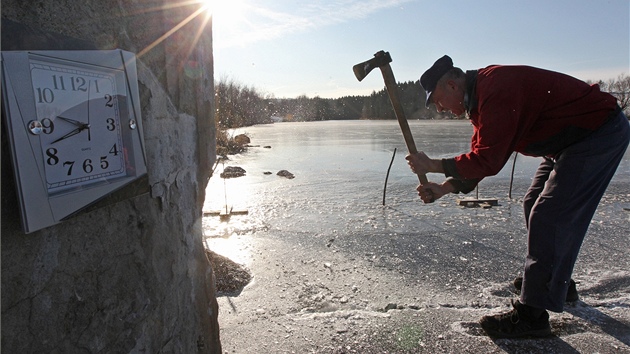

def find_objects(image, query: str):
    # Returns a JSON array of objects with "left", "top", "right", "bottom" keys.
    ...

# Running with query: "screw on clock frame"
[{"left": 28, "top": 120, "right": 43, "bottom": 135}]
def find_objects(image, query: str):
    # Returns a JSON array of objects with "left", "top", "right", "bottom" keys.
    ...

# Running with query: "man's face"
[{"left": 430, "top": 80, "right": 466, "bottom": 116}]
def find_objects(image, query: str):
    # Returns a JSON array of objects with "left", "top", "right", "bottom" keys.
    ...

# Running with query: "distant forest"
[{"left": 214, "top": 74, "right": 630, "bottom": 130}]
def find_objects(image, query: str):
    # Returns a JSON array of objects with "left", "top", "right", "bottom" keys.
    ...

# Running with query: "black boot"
[
  {"left": 513, "top": 277, "right": 579, "bottom": 302},
  {"left": 480, "top": 300, "right": 552, "bottom": 338}
]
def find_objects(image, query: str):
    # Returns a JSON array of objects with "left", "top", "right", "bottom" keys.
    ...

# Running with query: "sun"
[
  {"left": 201, "top": 0, "right": 246, "bottom": 26},
  {"left": 199, "top": 0, "right": 250, "bottom": 48},
  {"left": 138, "top": 0, "right": 245, "bottom": 58}
]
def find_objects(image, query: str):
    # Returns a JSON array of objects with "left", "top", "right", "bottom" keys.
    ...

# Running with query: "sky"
[{"left": 209, "top": 0, "right": 630, "bottom": 99}]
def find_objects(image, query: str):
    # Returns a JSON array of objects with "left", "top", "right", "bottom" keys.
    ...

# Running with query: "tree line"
[
  {"left": 215, "top": 74, "right": 630, "bottom": 130},
  {"left": 588, "top": 73, "right": 630, "bottom": 115}
]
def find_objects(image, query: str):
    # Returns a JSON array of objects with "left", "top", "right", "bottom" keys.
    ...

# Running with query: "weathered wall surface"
[{"left": 1, "top": 1, "right": 219, "bottom": 352}]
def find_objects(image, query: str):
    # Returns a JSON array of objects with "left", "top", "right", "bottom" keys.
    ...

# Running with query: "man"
[{"left": 406, "top": 55, "right": 630, "bottom": 338}]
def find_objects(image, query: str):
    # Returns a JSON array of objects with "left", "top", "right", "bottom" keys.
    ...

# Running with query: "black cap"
[{"left": 420, "top": 55, "right": 454, "bottom": 107}]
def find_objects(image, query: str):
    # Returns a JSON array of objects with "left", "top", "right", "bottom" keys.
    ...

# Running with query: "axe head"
[{"left": 353, "top": 50, "right": 392, "bottom": 82}]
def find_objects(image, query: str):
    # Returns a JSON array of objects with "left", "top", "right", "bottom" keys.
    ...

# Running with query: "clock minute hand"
[{"left": 50, "top": 124, "right": 89, "bottom": 144}]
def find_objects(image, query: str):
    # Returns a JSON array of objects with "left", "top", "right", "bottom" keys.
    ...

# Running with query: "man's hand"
[
  {"left": 405, "top": 152, "right": 440, "bottom": 175},
  {"left": 416, "top": 182, "right": 451, "bottom": 204},
  {"left": 405, "top": 152, "right": 448, "bottom": 203}
]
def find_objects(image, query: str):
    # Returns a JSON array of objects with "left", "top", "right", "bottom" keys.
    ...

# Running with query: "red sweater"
[{"left": 445, "top": 65, "right": 618, "bottom": 184}]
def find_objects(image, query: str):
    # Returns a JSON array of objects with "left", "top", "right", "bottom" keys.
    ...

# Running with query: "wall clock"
[{"left": 1, "top": 49, "right": 147, "bottom": 233}]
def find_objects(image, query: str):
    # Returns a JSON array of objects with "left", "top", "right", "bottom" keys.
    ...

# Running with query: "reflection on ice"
[
  {"left": 202, "top": 212, "right": 264, "bottom": 267},
  {"left": 203, "top": 162, "right": 268, "bottom": 266},
  {"left": 204, "top": 230, "right": 252, "bottom": 267}
]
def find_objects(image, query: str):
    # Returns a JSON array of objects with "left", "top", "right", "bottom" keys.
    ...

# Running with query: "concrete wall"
[{"left": 1, "top": 1, "right": 220, "bottom": 352}]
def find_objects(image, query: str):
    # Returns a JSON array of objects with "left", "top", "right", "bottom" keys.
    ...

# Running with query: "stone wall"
[{"left": 1, "top": 1, "right": 220, "bottom": 353}]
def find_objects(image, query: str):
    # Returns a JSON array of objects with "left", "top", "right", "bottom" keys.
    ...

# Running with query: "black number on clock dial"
[
  {"left": 41, "top": 118, "right": 55, "bottom": 134},
  {"left": 49, "top": 74, "right": 103, "bottom": 93},
  {"left": 46, "top": 143, "right": 121, "bottom": 176}
]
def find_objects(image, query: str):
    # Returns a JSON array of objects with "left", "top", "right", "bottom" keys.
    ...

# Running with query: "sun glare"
[
  {"left": 137, "top": 0, "right": 250, "bottom": 58},
  {"left": 201, "top": 0, "right": 246, "bottom": 25}
]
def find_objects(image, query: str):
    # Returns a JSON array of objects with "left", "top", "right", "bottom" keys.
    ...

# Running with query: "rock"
[
  {"left": 277, "top": 170, "right": 295, "bottom": 179},
  {"left": 221, "top": 166, "right": 246, "bottom": 178},
  {"left": 206, "top": 249, "right": 252, "bottom": 295},
  {"left": 384, "top": 303, "right": 398, "bottom": 311},
  {"left": 264, "top": 171, "right": 272, "bottom": 175},
  {"left": 234, "top": 134, "right": 250, "bottom": 145},
  {"left": 264, "top": 146, "right": 272, "bottom": 149},
  {"left": 335, "top": 326, "right": 349, "bottom": 334}
]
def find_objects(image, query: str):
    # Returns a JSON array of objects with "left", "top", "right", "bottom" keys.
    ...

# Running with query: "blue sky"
[{"left": 210, "top": 0, "right": 630, "bottom": 98}]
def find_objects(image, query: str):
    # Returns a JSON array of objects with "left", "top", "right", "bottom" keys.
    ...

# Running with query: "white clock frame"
[{"left": 1, "top": 49, "right": 147, "bottom": 233}]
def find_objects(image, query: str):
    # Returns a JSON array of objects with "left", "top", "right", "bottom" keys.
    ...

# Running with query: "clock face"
[
  {"left": 2, "top": 49, "right": 147, "bottom": 233},
  {"left": 29, "top": 59, "right": 127, "bottom": 194}
]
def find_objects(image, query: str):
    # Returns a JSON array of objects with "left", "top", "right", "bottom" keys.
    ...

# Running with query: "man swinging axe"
[{"left": 406, "top": 55, "right": 629, "bottom": 338}]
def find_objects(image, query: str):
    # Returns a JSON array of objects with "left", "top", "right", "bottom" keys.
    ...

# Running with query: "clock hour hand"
[
  {"left": 50, "top": 124, "right": 89, "bottom": 144},
  {"left": 53, "top": 115, "right": 91, "bottom": 143},
  {"left": 57, "top": 116, "right": 87, "bottom": 127}
]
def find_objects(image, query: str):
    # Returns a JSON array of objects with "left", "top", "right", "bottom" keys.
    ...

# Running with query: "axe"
[{"left": 353, "top": 50, "right": 430, "bottom": 187}]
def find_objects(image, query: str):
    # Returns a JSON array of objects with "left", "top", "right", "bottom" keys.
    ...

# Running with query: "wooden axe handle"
[{"left": 379, "top": 63, "right": 429, "bottom": 185}]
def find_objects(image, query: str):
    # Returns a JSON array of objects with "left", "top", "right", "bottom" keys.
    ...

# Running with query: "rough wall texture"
[{"left": 1, "top": 1, "right": 219, "bottom": 353}]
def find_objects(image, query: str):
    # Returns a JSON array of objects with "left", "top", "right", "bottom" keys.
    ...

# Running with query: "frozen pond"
[
  {"left": 206, "top": 120, "right": 630, "bottom": 353},
  {"left": 203, "top": 120, "right": 630, "bottom": 270}
]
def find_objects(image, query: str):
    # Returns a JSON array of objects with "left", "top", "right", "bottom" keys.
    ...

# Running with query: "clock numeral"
[
  {"left": 41, "top": 118, "right": 55, "bottom": 134},
  {"left": 83, "top": 159, "right": 93, "bottom": 174},
  {"left": 63, "top": 161, "right": 75, "bottom": 175},
  {"left": 100, "top": 156, "right": 109, "bottom": 169},
  {"left": 58, "top": 158, "right": 112, "bottom": 176},
  {"left": 52, "top": 75, "right": 66, "bottom": 90},
  {"left": 46, "top": 148, "right": 59, "bottom": 165},
  {"left": 71, "top": 76, "right": 88, "bottom": 92},
  {"left": 109, "top": 143, "right": 120, "bottom": 156},
  {"left": 106, "top": 118, "right": 116, "bottom": 131},
  {"left": 36, "top": 88, "right": 55, "bottom": 103},
  {"left": 104, "top": 94, "right": 114, "bottom": 107},
  {"left": 49, "top": 74, "right": 105, "bottom": 94},
  {"left": 46, "top": 146, "right": 120, "bottom": 177}
]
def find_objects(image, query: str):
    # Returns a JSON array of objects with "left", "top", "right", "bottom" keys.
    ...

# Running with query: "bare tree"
[
  {"left": 214, "top": 78, "right": 271, "bottom": 128},
  {"left": 608, "top": 73, "right": 630, "bottom": 117}
]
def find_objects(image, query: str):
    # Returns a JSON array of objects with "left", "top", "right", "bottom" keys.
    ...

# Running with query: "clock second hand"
[{"left": 87, "top": 83, "right": 91, "bottom": 141}]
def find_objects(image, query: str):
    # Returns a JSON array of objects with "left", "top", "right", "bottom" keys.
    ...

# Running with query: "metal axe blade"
[{"left": 352, "top": 50, "right": 392, "bottom": 82}]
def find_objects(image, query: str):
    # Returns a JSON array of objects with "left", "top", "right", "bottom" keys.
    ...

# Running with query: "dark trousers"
[{"left": 520, "top": 111, "right": 630, "bottom": 312}]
